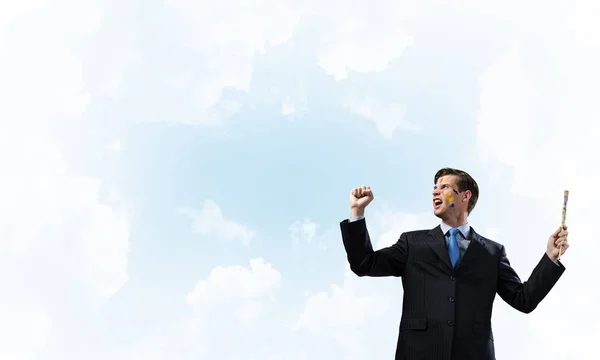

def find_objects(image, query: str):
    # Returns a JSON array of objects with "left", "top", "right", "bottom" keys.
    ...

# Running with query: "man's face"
[{"left": 432, "top": 175, "right": 463, "bottom": 218}]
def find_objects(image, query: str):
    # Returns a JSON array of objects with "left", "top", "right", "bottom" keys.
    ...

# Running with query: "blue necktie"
[{"left": 448, "top": 228, "right": 460, "bottom": 268}]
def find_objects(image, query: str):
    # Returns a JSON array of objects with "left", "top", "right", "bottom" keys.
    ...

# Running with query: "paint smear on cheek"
[
  {"left": 450, "top": 189, "right": 459, "bottom": 207},
  {"left": 444, "top": 191, "right": 455, "bottom": 203}
]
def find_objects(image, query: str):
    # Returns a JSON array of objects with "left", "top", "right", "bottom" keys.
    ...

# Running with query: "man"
[{"left": 339, "top": 168, "right": 569, "bottom": 360}]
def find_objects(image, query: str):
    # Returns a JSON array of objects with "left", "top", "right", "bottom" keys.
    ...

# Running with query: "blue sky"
[{"left": 1, "top": 0, "right": 598, "bottom": 359}]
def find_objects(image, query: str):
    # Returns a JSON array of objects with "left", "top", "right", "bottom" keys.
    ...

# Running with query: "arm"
[
  {"left": 340, "top": 217, "right": 408, "bottom": 277},
  {"left": 496, "top": 246, "right": 565, "bottom": 313}
]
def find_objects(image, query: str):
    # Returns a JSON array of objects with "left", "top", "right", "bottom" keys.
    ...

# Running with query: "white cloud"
[
  {"left": 107, "top": 138, "right": 122, "bottom": 152},
  {"left": 0, "top": 303, "right": 51, "bottom": 360},
  {"left": 289, "top": 219, "right": 317, "bottom": 243},
  {"left": 163, "top": 0, "right": 418, "bottom": 124},
  {"left": 289, "top": 219, "right": 332, "bottom": 251},
  {"left": 0, "top": 72, "right": 130, "bottom": 311},
  {"left": 282, "top": 96, "right": 297, "bottom": 116},
  {"left": 163, "top": 0, "right": 303, "bottom": 123},
  {"left": 294, "top": 269, "right": 395, "bottom": 359},
  {"left": 0, "top": 1, "right": 131, "bottom": 358},
  {"left": 313, "top": 1, "right": 416, "bottom": 80},
  {"left": 180, "top": 200, "right": 255, "bottom": 246},
  {"left": 475, "top": 1, "right": 600, "bottom": 202},
  {"left": 345, "top": 93, "right": 420, "bottom": 138},
  {"left": 186, "top": 258, "right": 281, "bottom": 321},
  {"left": 113, "top": 259, "right": 283, "bottom": 360},
  {"left": 0, "top": 92, "right": 131, "bottom": 356},
  {"left": 373, "top": 210, "right": 437, "bottom": 248},
  {"left": 281, "top": 96, "right": 308, "bottom": 118},
  {"left": 475, "top": 43, "right": 597, "bottom": 221},
  {"left": 453, "top": 0, "right": 568, "bottom": 42},
  {"left": 294, "top": 270, "right": 391, "bottom": 334},
  {"left": 0, "top": 1, "right": 107, "bottom": 127},
  {"left": 476, "top": 46, "right": 538, "bottom": 167}
]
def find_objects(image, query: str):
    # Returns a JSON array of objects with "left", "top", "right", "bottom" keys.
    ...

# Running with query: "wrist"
[
  {"left": 546, "top": 251, "right": 558, "bottom": 262},
  {"left": 350, "top": 207, "right": 365, "bottom": 218}
]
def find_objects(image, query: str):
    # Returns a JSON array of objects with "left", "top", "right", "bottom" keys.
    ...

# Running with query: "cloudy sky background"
[{"left": 1, "top": 0, "right": 599, "bottom": 359}]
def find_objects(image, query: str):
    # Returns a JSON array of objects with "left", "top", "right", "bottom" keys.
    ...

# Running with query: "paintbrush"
[{"left": 558, "top": 190, "right": 569, "bottom": 260}]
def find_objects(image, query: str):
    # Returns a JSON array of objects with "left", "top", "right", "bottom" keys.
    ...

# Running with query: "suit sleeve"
[
  {"left": 496, "top": 246, "right": 566, "bottom": 313},
  {"left": 340, "top": 217, "right": 408, "bottom": 277}
]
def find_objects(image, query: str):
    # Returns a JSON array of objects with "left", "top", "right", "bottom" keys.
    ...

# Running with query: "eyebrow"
[
  {"left": 433, "top": 183, "right": 459, "bottom": 192},
  {"left": 433, "top": 183, "right": 451, "bottom": 189}
]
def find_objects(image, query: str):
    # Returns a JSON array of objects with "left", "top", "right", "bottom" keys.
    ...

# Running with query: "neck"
[{"left": 442, "top": 213, "right": 468, "bottom": 228}]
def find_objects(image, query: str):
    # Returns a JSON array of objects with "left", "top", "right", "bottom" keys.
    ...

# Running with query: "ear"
[{"left": 463, "top": 190, "right": 472, "bottom": 203}]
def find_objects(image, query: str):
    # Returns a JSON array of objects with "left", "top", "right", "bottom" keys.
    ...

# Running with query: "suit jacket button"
[
  {"left": 448, "top": 296, "right": 455, "bottom": 303},
  {"left": 450, "top": 276, "right": 456, "bottom": 281},
  {"left": 447, "top": 320, "right": 454, "bottom": 326}
]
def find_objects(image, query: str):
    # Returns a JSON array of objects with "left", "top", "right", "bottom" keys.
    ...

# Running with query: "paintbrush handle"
[{"left": 559, "top": 190, "right": 569, "bottom": 260}]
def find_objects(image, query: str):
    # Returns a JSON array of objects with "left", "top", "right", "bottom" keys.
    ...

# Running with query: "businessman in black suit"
[{"left": 340, "top": 168, "right": 569, "bottom": 360}]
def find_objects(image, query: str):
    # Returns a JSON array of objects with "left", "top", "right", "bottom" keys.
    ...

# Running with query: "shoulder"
[
  {"left": 400, "top": 229, "right": 434, "bottom": 240},
  {"left": 403, "top": 229, "right": 431, "bottom": 236},
  {"left": 476, "top": 233, "right": 505, "bottom": 253}
]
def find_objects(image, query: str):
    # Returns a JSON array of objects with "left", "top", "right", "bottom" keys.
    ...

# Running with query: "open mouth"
[{"left": 433, "top": 199, "right": 443, "bottom": 206}]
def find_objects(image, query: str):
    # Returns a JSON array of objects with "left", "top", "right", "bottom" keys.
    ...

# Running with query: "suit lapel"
[
  {"left": 455, "top": 227, "right": 486, "bottom": 272},
  {"left": 427, "top": 225, "right": 487, "bottom": 273},
  {"left": 427, "top": 226, "right": 453, "bottom": 271}
]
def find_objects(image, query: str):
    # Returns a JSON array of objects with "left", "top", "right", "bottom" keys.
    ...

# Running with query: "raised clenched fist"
[{"left": 350, "top": 185, "right": 374, "bottom": 211}]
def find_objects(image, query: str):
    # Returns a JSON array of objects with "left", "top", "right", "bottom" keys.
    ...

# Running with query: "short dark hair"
[{"left": 434, "top": 168, "right": 479, "bottom": 214}]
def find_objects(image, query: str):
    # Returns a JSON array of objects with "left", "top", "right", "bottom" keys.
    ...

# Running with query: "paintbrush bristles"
[{"left": 561, "top": 190, "right": 569, "bottom": 228}]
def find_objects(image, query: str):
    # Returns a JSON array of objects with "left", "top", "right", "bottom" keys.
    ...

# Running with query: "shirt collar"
[{"left": 440, "top": 222, "right": 471, "bottom": 239}]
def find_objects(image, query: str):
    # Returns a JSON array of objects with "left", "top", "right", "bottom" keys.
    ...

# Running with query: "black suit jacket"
[{"left": 340, "top": 218, "right": 565, "bottom": 360}]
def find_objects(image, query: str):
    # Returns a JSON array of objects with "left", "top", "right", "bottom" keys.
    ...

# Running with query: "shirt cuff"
[{"left": 349, "top": 216, "right": 365, "bottom": 222}]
